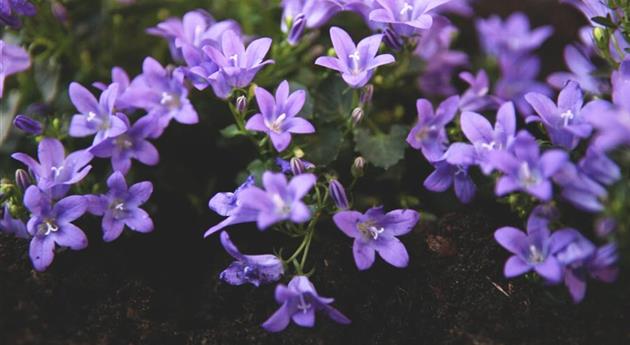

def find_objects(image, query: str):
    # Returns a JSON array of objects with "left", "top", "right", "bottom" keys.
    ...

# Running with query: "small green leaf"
[
  {"left": 220, "top": 124, "right": 244, "bottom": 138},
  {"left": 244, "top": 159, "right": 276, "bottom": 185},
  {"left": 355, "top": 124, "right": 409, "bottom": 169},
  {"left": 302, "top": 125, "right": 344, "bottom": 165},
  {"left": 313, "top": 77, "right": 353, "bottom": 123}
]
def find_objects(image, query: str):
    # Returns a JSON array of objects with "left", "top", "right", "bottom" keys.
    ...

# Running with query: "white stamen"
[
  {"left": 229, "top": 54, "right": 239, "bottom": 66},
  {"left": 368, "top": 226, "right": 385, "bottom": 240},
  {"left": 265, "top": 113, "right": 287, "bottom": 133},
  {"left": 481, "top": 141, "right": 496, "bottom": 151},
  {"left": 297, "top": 295, "right": 312, "bottom": 313},
  {"left": 529, "top": 244, "right": 545, "bottom": 263},
  {"left": 114, "top": 203, "right": 125, "bottom": 211},
  {"left": 518, "top": 162, "right": 539, "bottom": 187},
  {"left": 560, "top": 110, "right": 574, "bottom": 127},
  {"left": 87, "top": 111, "right": 97, "bottom": 122},
  {"left": 44, "top": 221, "right": 59, "bottom": 236},
  {"left": 349, "top": 51, "right": 361, "bottom": 74},
  {"left": 51, "top": 166, "right": 64, "bottom": 177},
  {"left": 400, "top": 2, "right": 414, "bottom": 16}
]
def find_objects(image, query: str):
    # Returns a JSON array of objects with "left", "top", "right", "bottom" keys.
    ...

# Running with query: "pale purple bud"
[
  {"left": 329, "top": 179, "right": 349, "bottom": 210},
  {"left": 383, "top": 27, "right": 403, "bottom": 51},
  {"left": 13, "top": 115, "right": 42, "bottom": 135},
  {"left": 51, "top": 1, "right": 69, "bottom": 24},
  {"left": 236, "top": 95, "right": 248, "bottom": 114},
  {"left": 14, "top": 169, "right": 32, "bottom": 191},
  {"left": 288, "top": 13, "right": 306, "bottom": 46},
  {"left": 351, "top": 107, "right": 364, "bottom": 125},
  {"left": 290, "top": 157, "right": 305, "bottom": 175},
  {"left": 360, "top": 84, "right": 374, "bottom": 105},
  {"left": 352, "top": 156, "right": 366, "bottom": 178}
]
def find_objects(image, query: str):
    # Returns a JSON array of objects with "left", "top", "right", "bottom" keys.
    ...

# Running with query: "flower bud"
[
  {"left": 288, "top": 13, "right": 306, "bottom": 46},
  {"left": 51, "top": 1, "right": 69, "bottom": 24},
  {"left": 329, "top": 179, "right": 349, "bottom": 210},
  {"left": 236, "top": 95, "right": 248, "bottom": 114},
  {"left": 351, "top": 107, "right": 364, "bottom": 125},
  {"left": 290, "top": 157, "right": 305, "bottom": 175},
  {"left": 15, "top": 169, "right": 32, "bottom": 191},
  {"left": 383, "top": 27, "right": 403, "bottom": 51},
  {"left": 351, "top": 157, "right": 366, "bottom": 178},
  {"left": 360, "top": 84, "right": 374, "bottom": 105},
  {"left": 13, "top": 115, "right": 43, "bottom": 135}
]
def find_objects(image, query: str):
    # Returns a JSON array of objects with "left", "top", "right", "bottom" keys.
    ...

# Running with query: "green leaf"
[
  {"left": 302, "top": 125, "right": 344, "bottom": 165},
  {"left": 355, "top": 125, "right": 409, "bottom": 169},
  {"left": 313, "top": 77, "right": 353, "bottom": 123},
  {"left": 220, "top": 124, "right": 244, "bottom": 138},
  {"left": 243, "top": 159, "right": 276, "bottom": 185}
]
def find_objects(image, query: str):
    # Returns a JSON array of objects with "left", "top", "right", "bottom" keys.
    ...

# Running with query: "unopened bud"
[
  {"left": 360, "top": 84, "right": 374, "bottom": 105},
  {"left": 290, "top": 157, "right": 305, "bottom": 175},
  {"left": 51, "top": 1, "right": 69, "bottom": 24},
  {"left": 329, "top": 179, "right": 349, "bottom": 210},
  {"left": 288, "top": 13, "right": 306, "bottom": 46},
  {"left": 236, "top": 95, "right": 248, "bottom": 114},
  {"left": 351, "top": 107, "right": 364, "bottom": 125},
  {"left": 13, "top": 115, "right": 43, "bottom": 135},
  {"left": 15, "top": 169, "right": 32, "bottom": 192},
  {"left": 352, "top": 156, "right": 366, "bottom": 178}
]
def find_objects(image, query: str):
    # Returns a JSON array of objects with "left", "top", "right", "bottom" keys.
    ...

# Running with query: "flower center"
[
  {"left": 560, "top": 110, "right": 574, "bottom": 127},
  {"left": 265, "top": 113, "right": 287, "bottom": 133},
  {"left": 37, "top": 219, "right": 59, "bottom": 237},
  {"left": 160, "top": 92, "right": 181, "bottom": 110},
  {"left": 357, "top": 220, "right": 385, "bottom": 240},
  {"left": 481, "top": 141, "right": 496, "bottom": 151},
  {"left": 115, "top": 135, "right": 134, "bottom": 149},
  {"left": 271, "top": 193, "right": 291, "bottom": 216},
  {"left": 110, "top": 199, "right": 126, "bottom": 219},
  {"left": 348, "top": 50, "right": 361, "bottom": 74},
  {"left": 518, "top": 162, "right": 540, "bottom": 187},
  {"left": 297, "top": 295, "right": 312, "bottom": 314},
  {"left": 528, "top": 244, "right": 545, "bottom": 264},
  {"left": 415, "top": 125, "right": 438, "bottom": 141}
]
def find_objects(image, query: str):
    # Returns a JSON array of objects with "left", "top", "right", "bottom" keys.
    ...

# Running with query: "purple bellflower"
[
  {"left": 245, "top": 81, "right": 315, "bottom": 152},
  {"left": 333, "top": 206, "right": 419, "bottom": 270},
  {"left": 0, "top": 203, "right": 29, "bottom": 239},
  {"left": 406, "top": 95, "right": 459, "bottom": 162},
  {"left": 369, "top": 0, "right": 454, "bottom": 37},
  {"left": 86, "top": 172, "right": 154, "bottom": 242},
  {"left": 458, "top": 70, "right": 500, "bottom": 112},
  {"left": 262, "top": 275, "right": 351, "bottom": 332},
  {"left": 495, "top": 55, "right": 552, "bottom": 116},
  {"left": 424, "top": 159, "right": 476, "bottom": 203},
  {"left": 238, "top": 172, "right": 315, "bottom": 230},
  {"left": 89, "top": 114, "right": 159, "bottom": 175},
  {"left": 219, "top": 231, "right": 284, "bottom": 287},
  {"left": 547, "top": 45, "right": 608, "bottom": 95},
  {"left": 0, "top": 0, "right": 36, "bottom": 28},
  {"left": 579, "top": 148, "right": 620, "bottom": 186},
  {"left": 281, "top": 0, "right": 341, "bottom": 32},
  {"left": 203, "top": 30, "right": 274, "bottom": 98},
  {"left": 120, "top": 57, "right": 198, "bottom": 138},
  {"left": 204, "top": 176, "right": 259, "bottom": 237},
  {"left": 12, "top": 138, "right": 93, "bottom": 198},
  {"left": 490, "top": 132, "right": 568, "bottom": 201},
  {"left": 476, "top": 12, "right": 552, "bottom": 59},
  {"left": 525, "top": 81, "right": 592, "bottom": 150},
  {"left": 315, "top": 26, "right": 395, "bottom": 89},
  {"left": 553, "top": 161, "right": 608, "bottom": 212},
  {"left": 447, "top": 101, "right": 517, "bottom": 175},
  {"left": 93, "top": 67, "right": 132, "bottom": 110},
  {"left": 68, "top": 82, "right": 128, "bottom": 145},
  {"left": 23, "top": 186, "right": 88, "bottom": 271},
  {"left": 0, "top": 40, "right": 31, "bottom": 98},
  {"left": 494, "top": 210, "right": 577, "bottom": 283}
]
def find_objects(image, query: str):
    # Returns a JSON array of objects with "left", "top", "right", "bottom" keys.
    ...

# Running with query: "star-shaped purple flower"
[
  {"left": 204, "top": 176, "right": 259, "bottom": 237},
  {"left": 86, "top": 172, "right": 154, "bottom": 242},
  {"left": 68, "top": 82, "right": 128, "bottom": 145},
  {"left": 239, "top": 172, "right": 316, "bottom": 230},
  {"left": 333, "top": 206, "right": 419, "bottom": 270},
  {"left": 0, "top": 40, "right": 31, "bottom": 98},
  {"left": 547, "top": 45, "right": 608, "bottom": 95},
  {"left": 406, "top": 95, "right": 459, "bottom": 162},
  {"left": 315, "top": 26, "right": 395, "bottom": 88},
  {"left": 23, "top": 186, "right": 88, "bottom": 271},
  {"left": 245, "top": 81, "right": 315, "bottom": 152},
  {"left": 262, "top": 275, "right": 351, "bottom": 332},
  {"left": 458, "top": 70, "right": 500, "bottom": 112},
  {"left": 476, "top": 12, "right": 552, "bottom": 59},
  {"left": 369, "top": 0, "right": 454, "bottom": 37},
  {"left": 219, "top": 231, "right": 284, "bottom": 287},
  {"left": 424, "top": 159, "right": 476, "bottom": 203},
  {"left": 89, "top": 114, "right": 159, "bottom": 175}
]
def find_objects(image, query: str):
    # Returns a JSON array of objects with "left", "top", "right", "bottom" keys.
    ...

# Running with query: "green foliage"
[{"left": 354, "top": 125, "right": 409, "bottom": 170}]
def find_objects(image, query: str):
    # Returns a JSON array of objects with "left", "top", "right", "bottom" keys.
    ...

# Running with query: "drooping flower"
[
  {"left": 239, "top": 172, "right": 316, "bottom": 230},
  {"left": 458, "top": 70, "right": 500, "bottom": 112},
  {"left": 89, "top": 114, "right": 159, "bottom": 175},
  {"left": 333, "top": 206, "right": 419, "bottom": 270},
  {"left": 218, "top": 231, "right": 284, "bottom": 287},
  {"left": 490, "top": 132, "right": 568, "bottom": 201},
  {"left": 406, "top": 95, "right": 459, "bottom": 162},
  {"left": 423, "top": 159, "right": 476, "bottom": 203},
  {"left": 494, "top": 211, "right": 577, "bottom": 283},
  {"left": 0, "top": 40, "right": 31, "bottom": 98},
  {"left": 68, "top": 82, "right": 128, "bottom": 145},
  {"left": 262, "top": 275, "right": 351, "bottom": 332},
  {"left": 23, "top": 186, "right": 88, "bottom": 271},
  {"left": 0, "top": 0, "right": 36, "bottom": 28},
  {"left": 12, "top": 138, "right": 93, "bottom": 198},
  {"left": 0, "top": 203, "right": 29, "bottom": 239},
  {"left": 204, "top": 176, "right": 259, "bottom": 237},
  {"left": 245, "top": 81, "right": 315, "bottom": 152},
  {"left": 119, "top": 57, "right": 198, "bottom": 138},
  {"left": 85, "top": 172, "right": 154, "bottom": 242},
  {"left": 525, "top": 80, "right": 592, "bottom": 150},
  {"left": 315, "top": 26, "right": 395, "bottom": 88},
  {"left": 203, "top": 30, "right": 274, "bottom": 98},
  {"left": 547, "top": 45, "right": 608, "bottom": 95},
  {"left": 369, "top": 0, "right": 454, "bottom": 37}
]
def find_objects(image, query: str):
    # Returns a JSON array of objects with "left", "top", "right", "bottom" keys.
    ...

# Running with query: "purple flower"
[
  {"left": 239, "top": 172, "right": 316, "bottom": 230},
  {"left": 579, "top": 148, "right": 620, "bottom": 186},
  {"left": 406, "top": 96, "right": 459, "bottom": 162},
  {"left": 281, "top": 0, "right": 341, "bottom": 32},
  {"left": 262, "top": 275, "right": 351, "bottom": 332},
  {"left": 525, "top": 81, "right": 592, "bottom": 150},
  {"left": 547, "top": 45, "right": 608, "bottom": 95},
  {"left": 12, "top": 138, "right": 93, "bottom": 198},
  {"left": 203, "top": 30, "right": 274, "bottom": 98},
  {"left": 423, "top": 159, "right": 476, "bottom": 203},
  {"left": 494, "top": 213, "right": 577, "bottom": 283},
  {"left": 490, "top": 132, "right": 568, "bottom": 201},
  {"left": 476, "top": 12, "right": 552, "bottom": 59},
  {"left": 92, "top": 67, "right": 132, "bottom": 109},
  {"left": 120, "top": 58, "right": 198, "bottom": 138},
  {"left": 0, "top": 203, "right": 28, "bottom": 239},
  {"left": 85, "top": 172, "right": 153, "bottom": 242},
  {"left": 448, "top": 102, "right": 517, "bottom": 175},
  {"left": 0, "top": 0, "right": 36, "bottom": 28},
  {"left": 13, "top": 114, "right": 42, "bottom": 135},
  {"left": 275, "top": 157, "right": 315, "bottom": 175},
  {"left": 219, "top": 231, "right": 284, "bottom": 287},
  {"left": 23, "top": 186, "right": 88, "bottom": 271},
  {"left": 89, "top": 114, "right": 159, "bottom": 174},
  {"left": 0, "top": 40, "right": 31, "bottom": 98},
  {"left": 369, "top": 0, "right": 454, "bottom": 37},
  {"left": 553, "top": 161, "right": 607, "bottom": 212},
  {"left": 245, "top": 81, "right": 315, "bottom": 152},
  {"left": 612, "top": 57, "right": 630, "bottom": 111},
  {"left": 495, "top": 55, "right": 552, "bottom": 116},
  {"left": 329, "top": 179, "right": 349, "bottom": 210},
  {"left": 204, "top": 176, "right": 259, "bottom": 237},
  {"left": 333, "top": 206, "right": 418, "bottom": 270},
  {"left": 458, "top": 70, "right": 500, "bottom": 112},
  {"left": 315, "top": 27, "right": 395, "bottom": 89},
  {"left": 68, "top": 82, "right": 128, "bottom": 145},
  {"left": 585, "top": 100, "right": 630, "bottom": 152}
]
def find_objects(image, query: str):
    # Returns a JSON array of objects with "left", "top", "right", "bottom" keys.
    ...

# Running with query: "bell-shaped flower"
[
  {"left": 204, "top": 176, "right": 259, "bottom": 237},
  {"left": 0, "top": 40, "right": 31, "bottom": 98},
  {"left": 423, "top": 159, "right": 476, "bottom": 203},
  {"left": 547, "top": 45, "right": 608, "bottom": 95},
  {"left": 406, "top": 95, "right": 459, "bottom": 162},
  {"left": 219, "top": 231, "right": 283, "bottom": 287},
  {"left": 369, "top": 0, "right": 454, "bottom": 37}
]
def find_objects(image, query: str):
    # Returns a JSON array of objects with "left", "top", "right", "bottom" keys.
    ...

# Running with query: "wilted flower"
[
  {"left": 333, "top": 206, "right": 419, "bottom": 270},
  {"left": 205, "top": 176, "right": 259, "bottom": 237},
  {"left": 0, "top": 40, "right": 31, "bottom": 98},
  {"left": 262, "top": 275, "right": 351, "bottom": 332},
  {"left": 219, "top": 231, "right": 284, "bottom": 287},
  {"left": 406, "top": 96, "right": 459, "bottom": 162}
]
